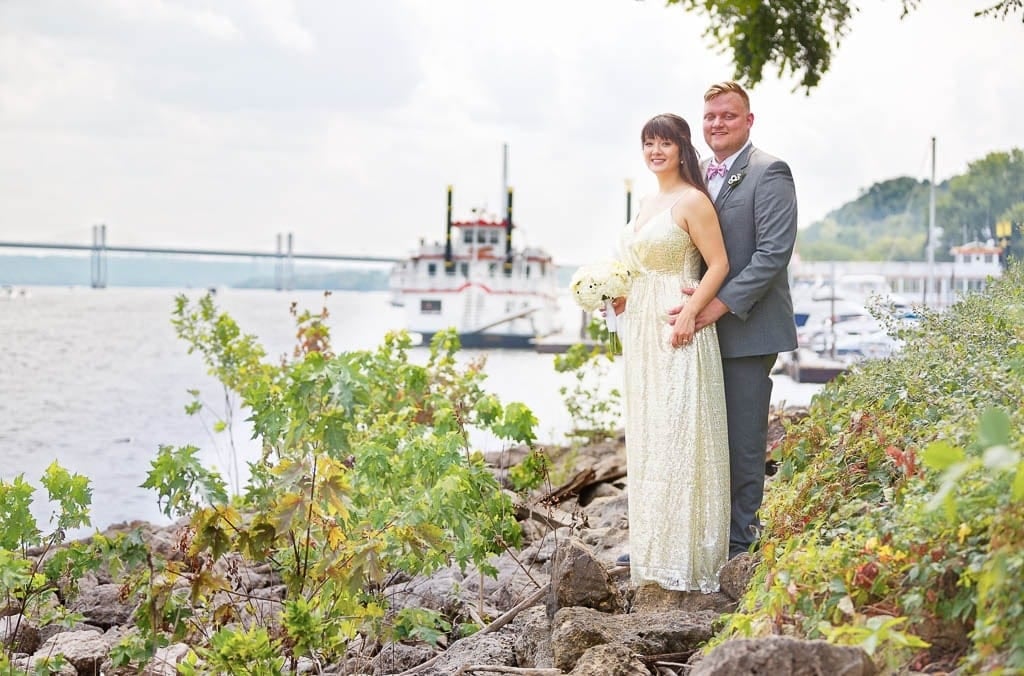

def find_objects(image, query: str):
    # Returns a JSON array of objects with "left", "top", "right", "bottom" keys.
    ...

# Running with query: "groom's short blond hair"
[{"left": 704, "top": 81, "right": 750, "bottom": 110}]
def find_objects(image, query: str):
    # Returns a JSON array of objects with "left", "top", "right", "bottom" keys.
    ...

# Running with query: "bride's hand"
[
  {"left": 602, "top": 297, "right": 626, "bottom": 316},
  {"left": 670, "top": 311, "right": 695, "bottom": 348}
]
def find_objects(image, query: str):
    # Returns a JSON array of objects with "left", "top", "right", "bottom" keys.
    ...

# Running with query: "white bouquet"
[{"left": 569, "top": 260, "right": 634, "bottom": 336}]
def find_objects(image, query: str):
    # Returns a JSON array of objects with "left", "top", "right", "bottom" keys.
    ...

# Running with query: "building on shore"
[{"left": 791, "top": 240, "right": 1005, "bottom": 309}]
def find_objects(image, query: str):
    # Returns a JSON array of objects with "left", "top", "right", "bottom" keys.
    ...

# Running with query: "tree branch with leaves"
[{"left": 663, "top": 0, "right": 1022, "bottom": 92}]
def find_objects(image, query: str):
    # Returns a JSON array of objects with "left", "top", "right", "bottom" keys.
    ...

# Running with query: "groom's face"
[{"left": 703, "top": 92, "right": 753, "bottom": 161}]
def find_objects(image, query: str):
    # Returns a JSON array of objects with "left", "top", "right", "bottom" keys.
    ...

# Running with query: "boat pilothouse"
[{"left": 390, "top": 185, "right": 562, "bottom": 349}]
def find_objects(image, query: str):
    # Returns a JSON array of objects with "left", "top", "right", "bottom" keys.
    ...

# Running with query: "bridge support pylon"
[
  {"left": 274, "top": 232, "right": 294, "bottom": 291},
  {"left": 90, "top": 224, "right": 108, "bottom": 289}
]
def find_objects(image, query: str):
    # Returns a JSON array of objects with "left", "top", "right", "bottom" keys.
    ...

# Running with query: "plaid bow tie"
[{"left": 706, "top": 161, "right": 727, "bottom": 180}]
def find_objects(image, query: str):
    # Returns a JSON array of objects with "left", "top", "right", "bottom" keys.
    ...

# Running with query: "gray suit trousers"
[{"left": 723, "top": 353, "right": 777, "bottom": 558}]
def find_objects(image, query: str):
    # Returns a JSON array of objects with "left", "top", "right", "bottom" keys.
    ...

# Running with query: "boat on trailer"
[{"left": 389, "top": 186, "right": 562, "bottom": 349}]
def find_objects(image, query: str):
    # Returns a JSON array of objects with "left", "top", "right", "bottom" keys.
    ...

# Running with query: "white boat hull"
[{"left": 402, "top": 279, "right": 561, "bottom": 348}]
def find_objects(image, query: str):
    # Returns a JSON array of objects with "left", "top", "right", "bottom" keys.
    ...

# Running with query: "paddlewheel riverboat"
[{"left": 389, "top": 186, "right": 562, "bottom": 349}]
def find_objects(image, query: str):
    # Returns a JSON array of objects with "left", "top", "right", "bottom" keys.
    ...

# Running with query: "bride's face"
[{"left": 643, "top": 136, "right": 680, "bottom": 176}]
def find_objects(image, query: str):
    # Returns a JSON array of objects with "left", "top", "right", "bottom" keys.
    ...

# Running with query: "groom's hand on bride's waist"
[{"left": 668, "top": 290, "right": 729, "bottom": 331}]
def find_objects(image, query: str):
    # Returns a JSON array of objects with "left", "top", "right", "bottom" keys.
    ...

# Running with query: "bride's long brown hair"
[{"left": 640, "top": 113, "right": 711, "bottom": 201}]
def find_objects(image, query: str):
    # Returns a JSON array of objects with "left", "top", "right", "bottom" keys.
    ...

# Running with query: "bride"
[{"left": 613, "top": 113, "right": 731, "bottom": 592}]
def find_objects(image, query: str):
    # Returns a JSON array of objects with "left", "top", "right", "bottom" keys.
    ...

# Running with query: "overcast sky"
[{"left": 2, "top": 0, "right": 1022, "bottom": 266}]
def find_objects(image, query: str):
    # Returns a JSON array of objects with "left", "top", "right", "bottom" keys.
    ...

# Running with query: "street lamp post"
[
  {"left": 996, "top": 219, "right": 1012, "bottom": 269},
  {"left": 625, "top": 179, "right": 633, "bottom": 225}
]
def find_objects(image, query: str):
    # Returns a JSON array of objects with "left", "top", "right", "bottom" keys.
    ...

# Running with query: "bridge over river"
[{"left": 0, "top": 225, "right": 402, "bottom": 290}]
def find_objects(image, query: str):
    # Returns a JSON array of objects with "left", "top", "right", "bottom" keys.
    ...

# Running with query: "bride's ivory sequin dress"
[{"left": 618, "top": 208, "right": 730, "bottom": 592}]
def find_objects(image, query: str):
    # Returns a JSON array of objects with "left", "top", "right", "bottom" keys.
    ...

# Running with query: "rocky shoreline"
[{"left": 3, "top": 406, "right": 880, "bottom": 675}]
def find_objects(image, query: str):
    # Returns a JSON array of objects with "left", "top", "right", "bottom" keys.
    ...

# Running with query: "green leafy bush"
[
  {"left": 130, "top": 294, "right": 542, "bottom": 671},
  {"left": 553, "top": 316, "right": 623, "bottom": 444},
  {"left": 718, "top": 263, "right": 1024, "bottom": 672},
  {"left": 0, "top": 463, "right": 100, "bottom": 669},
  {"left": 179, "top": 626, "right": 285, "bottom": 676}
]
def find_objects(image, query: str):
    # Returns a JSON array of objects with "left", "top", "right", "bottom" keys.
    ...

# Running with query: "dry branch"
[{"left": 454, "top": 666, "right": 562, "bottom": 675}]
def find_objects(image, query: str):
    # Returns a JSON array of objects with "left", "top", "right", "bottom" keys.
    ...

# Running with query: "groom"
[{"left": 677, "top": 81, "right": 799, "bottom": 559}]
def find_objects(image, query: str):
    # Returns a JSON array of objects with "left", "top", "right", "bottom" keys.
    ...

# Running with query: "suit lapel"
[{"left": 714, "top": 145, "right": 754, "bottom": 209}]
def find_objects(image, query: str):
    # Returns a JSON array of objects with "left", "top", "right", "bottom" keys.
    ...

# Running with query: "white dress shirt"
[{"left": 707, "top": 141, "right": 751, "bottom": 201}]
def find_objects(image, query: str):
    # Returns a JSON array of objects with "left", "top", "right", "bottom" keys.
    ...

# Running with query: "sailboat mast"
[
  {"left": 502, "top": 143, "right": 513, "bottom": 273},
  {"left": 927, "top": 136, "right": 936, "bottom": 305}
]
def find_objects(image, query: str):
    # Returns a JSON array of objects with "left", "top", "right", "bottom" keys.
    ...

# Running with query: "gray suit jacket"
[{"left": 704, "top": 145, "right": 798, "bottom": 359}]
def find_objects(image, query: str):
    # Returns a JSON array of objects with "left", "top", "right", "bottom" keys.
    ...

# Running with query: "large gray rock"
[
  {"left": 1, "top": 614, "right": 40, "bottom": 655},
  {"left": 582, "top": 481, "right": 624, "bottom": 502},
  {"left": 102, "top": 519, "right": 187, "bottom": 562},
  {"left": 96, "top": 625, "right": 141, "bottom": 675},
  {"left": 415, "top": 630, "right": 517, "bottom": 676},
  {"left": 631, "top": 584, "right": 736, "bottom": 614},
  {"left": 482, "top": 444, "right": 531, "bottom": 469},
  {"left": 104, "top": 642, "right": 194, "bottom": 675},
  {"left": 518, "top": 529, "right": 562, "bottom": 567},
  {"left": 145, "top": 642, "right": 192, "bottom": 675},
  {"left": 910, "top": 615, "right": 971, "bottom": 653},
  {"left": 384, "top": 550, "right": 549, "bottom": 624},
  {"left": 372, "top": 643, "right": 444, "bottom": 676},
  {"left": 550, "top": 606, "right": 716, "bottom": 672},
  {"left": 35, "top": 629, "right": 112, "bottom": 674},
  {"left": 582, "top": 494, "right": 629, "bottom": 532},
  {"left": 569, "top": 643, "right": 650, "bottom": 675},
  {"left": 68, "top": 582, "right": 135, "bottom": 628},
  {"left": 338, "top": 655, "right": 373, "bottom": 675},
  {"left": 511, "top": 605, "right": 553, "bottom": 669},
  {"left": 37, "top": 621, "right": 102, "bottom": 646},
  {"left": 57, "top": 570, "right": 100, "bottom": 604},
  {"left": 478, "top": 549, "right": 550, "bottom": 612},
  {"left": 691, "top": 636, "right": 877, "bottom": 676},
  {"left": 12, "top": 654, "right": 77, "bottom": 675},
  {"left": 576, "top": 494, "right": 630, "bottom": 569},
  {"left": 383, "top": 566, "right": 467, "bottom": 616},
  {"left": 546, "top": 538, "right": 622, "bottom": 618},
  {"left": 719, "top": 553, "right": 758, "bottom": 601},
  {"left": 370, "top": 642, "right": 438, "bottom": 675}
]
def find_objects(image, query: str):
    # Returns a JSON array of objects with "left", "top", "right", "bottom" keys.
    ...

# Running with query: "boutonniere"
[{"left": 727, "top": 172, "right": 744, "bottom": 187}]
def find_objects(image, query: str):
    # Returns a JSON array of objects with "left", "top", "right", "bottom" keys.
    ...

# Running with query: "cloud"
[
  {"left": 1, "top": 1, "right": 421, "bottom": 120},
  {"left": 245, "top": 0, "right": 314, "bottom": 52},
  {"left": 0, "top": 0, "right": 1022, "bottom": 267},
  {"left": 99, "top": 0, "right": 241, "bottom": 40}
]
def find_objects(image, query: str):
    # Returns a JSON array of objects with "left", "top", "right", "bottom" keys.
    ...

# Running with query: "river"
[{"left": 0, "top": 286, "right": 823, "bottom": 533}]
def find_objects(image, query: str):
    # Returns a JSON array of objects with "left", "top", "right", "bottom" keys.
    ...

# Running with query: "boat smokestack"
[
  {"left": 445, "top": 185, "right": 454, "bottom": 271},
  {"left": 504, "top": 186, "right": 514, "bottom": 275}
]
